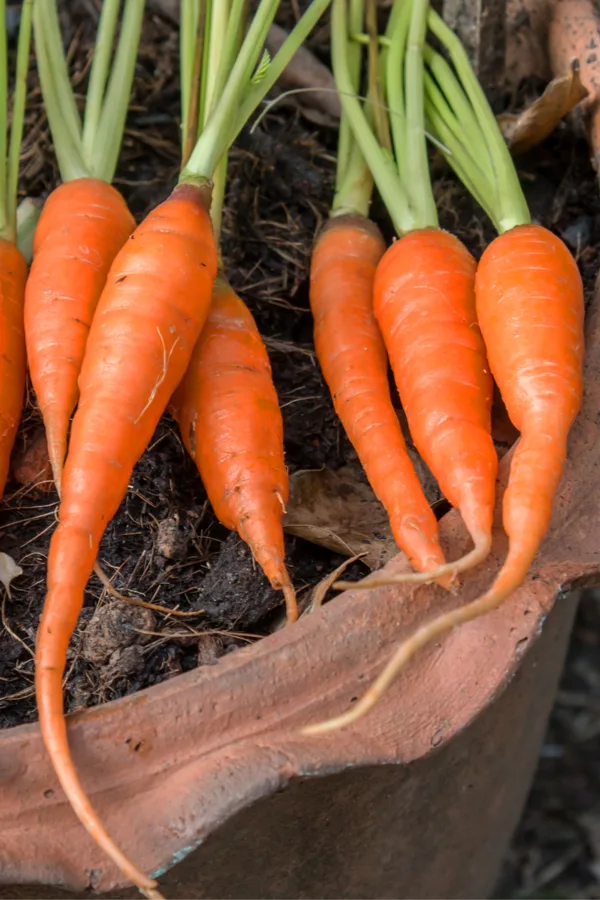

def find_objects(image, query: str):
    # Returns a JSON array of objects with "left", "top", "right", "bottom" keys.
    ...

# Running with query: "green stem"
[
  {"left": 35, "top": 0, "right": 83, "bottom": 153},
  {"left": 231, "top": 0, "right": 331, "bottom": 147},
  {"left": 0, "top": 0, "right": 8, "bottom": 238},
  {"left": 91, "top": 0, "right": 145, "bottom": 183},
  {"left": 181, "top": 0, "right": 201, "bottom": 140},
  {"left": 81, "top": 0, "right": 120, "bottom": 161},
  {"left": 385, "top": 0, "right": 410, "bottom": 175},
  {"left": 210, "top": 152, "right": 228, "bottom": 247},
  {"left": 6, "top": 0, "right": 33, "bottom": 242},
  {"left": 15, "top": 196, "right": 39, "bottom": 263},
  {"left": 424, "top": 43, "right": 492, "bottom": 182},
  {"left": 182, "top": 1, "right": 207, "bottom": 166},
  {"left": 366, "top": 0, "right": 391, "bottom": 152},
  {"left": 33, "top": 4, "right": 89, "bottom": 181},
  {"left": 333, "top": 0, "right": 372, "bottom": 216},
  {"left": 403, "top": 0, "right": 437, "bottom": 228},
  {"left": 181, "top": 0, "right": 279, "bottom": 184},
  {"left": 427, "top": 9, "right": 529, "bottom": 231},
  {"left": 206, "top": 0, "right": 246, "bottom": 124},
  {"left": 331, "top": 0, "right": 413, "bottom": 235}
]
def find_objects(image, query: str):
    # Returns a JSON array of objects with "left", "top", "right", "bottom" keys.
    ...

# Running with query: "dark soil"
[{"left": 1, "top": 3, "right": 600, "bottom": 897}]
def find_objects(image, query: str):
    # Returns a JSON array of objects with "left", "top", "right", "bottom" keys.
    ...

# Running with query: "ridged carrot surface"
[
  {"left": 310, "top": 215, "right": 446, "bottom": 574},
  {"left": 0, "top": 239, "right": 28, "bottom": 496},
  {"left": 374, "top": 228, "right": 498, "bottom": 568},
  {"left": 171, "top": 276, "right": 297, "bottom": 622},
  {"left": 475, "top": 224, "right": 584, "bottom": 592},
  {"left": 35, "top": 183, "right": 217, "bottom": 897},
  {"left": 311, "top": 224, "right": 585, "bottom": 735},
  {"left": 24, "top": 178, "right": 135, "bottom": 491}
]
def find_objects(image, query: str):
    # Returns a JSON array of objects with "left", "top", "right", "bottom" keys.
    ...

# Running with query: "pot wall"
[{"left": 0, "top": 588, "right": 578, "bottom": 900}]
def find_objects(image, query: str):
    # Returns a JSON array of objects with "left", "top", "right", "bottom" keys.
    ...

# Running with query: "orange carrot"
[
  {"left": 304, "top": 224, "right": 584, "bottom": 735},
  {"left": 310, "top": 215, "right": 447, "bottom": 574},
  {"left": 25, "top": 178, "right": 134, "bottom": 490},
  {"left": 370, "top": 228, "right": 497, "bottom": 576},
  {"left": 25, "top": 0, "right": 145, "bottom": 493},
  {"left": 36, "top": 183, "right": 218, "bottom": 896},
  {"left": 302, "top": 7, "right": 585, "bottom": 736},
  {"left": 171, "top": 275, "right": 297, "bottom": 622},
  {"left": 0, "top": 240, "right": 28, "bottom": 495}
]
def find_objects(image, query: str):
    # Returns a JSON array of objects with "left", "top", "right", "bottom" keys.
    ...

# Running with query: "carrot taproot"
[
  {"left": 35, "top": 1, "right": 332, "bottom": 890},
  {"left": 302, "top": 5, "right": 585, "bottom": 736},
  {"left": 310, "top": 215, "right": 447, "bottom": 574},
  {"left": 24, "top": 0, "right": 142, "bottom": 493},
  {"left": 0, "top": 240, "right": 27, "bottom": 495},
  {"left": 36, "top": 182, "right": 218, "bottom": 897},
  {"left": 363, "top": 227, "right": 497, "bottom": 584},
  {"left": 171, "top": 275, "right": 297, "bottom": 622},
  {"left": 25, "top": 179, "right": 134, "bottom": 491}
]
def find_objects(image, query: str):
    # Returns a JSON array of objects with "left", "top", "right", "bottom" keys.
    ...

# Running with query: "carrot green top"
[
  {"left": 0, "top": 0, "right": 33, "bottom": 244},
  {"left": 422, "top": 10, "right": 530, "bottom": 234},
  {"left": 177, "top": 0, "right": 332, "bottom": 220},
  {"left": 33, "top": 0, "right": 144, "bottom": 185},
  {"left": 331, "top": 0, "right": 438, "bottom": 236}
]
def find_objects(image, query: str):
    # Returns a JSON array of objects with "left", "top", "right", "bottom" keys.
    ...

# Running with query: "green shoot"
[
  {"left": 16, "top": 196, "right": 39, "bottom": 264},
  {"left": 0, "top": 0, "right": 33, "bottom": 243},
  {"left": 180, "top": 0, "right": 332, "bottom": 188},
  {"left": 332, "top": 0, "right": 369, "bottom": 216},
  {"left": 34, "top": 0, "right": 144, "bottom": 186},
  {"left": 425, "top": 9, "right": 530, "bottom": 232}
]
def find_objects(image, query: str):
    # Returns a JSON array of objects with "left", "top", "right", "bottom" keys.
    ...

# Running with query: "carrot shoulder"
[
  {"left": 25, "top": 178, "right": 134, "bottom": 490},
  {"left": 310, "top": 214, "right": 447, "bottom": 574},
  {"left": 36, "top": 183, "right": 217, "bottom": 895},
  {"left": 0, "top": 240, "right": 28, "bottom": 495},
  {"left": 171, "top": 276, "right": 297, "bottom": 621}
]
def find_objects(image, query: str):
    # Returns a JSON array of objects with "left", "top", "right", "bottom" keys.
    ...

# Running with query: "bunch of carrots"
[{"left": 0, "top": 0, "right": 586, "bottom": 895}]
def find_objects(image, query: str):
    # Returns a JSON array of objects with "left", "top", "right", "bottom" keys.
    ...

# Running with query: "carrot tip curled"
[
  {"left": 334, "top": 529, "right": 491, "bottom": 593},
  {"left": 283, "top": 581, "right": 299, "bottom": 624}
]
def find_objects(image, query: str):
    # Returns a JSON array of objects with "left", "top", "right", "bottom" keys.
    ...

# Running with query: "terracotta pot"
[{"left": 2, "top": 290, "right": 600, "bottom": 899}]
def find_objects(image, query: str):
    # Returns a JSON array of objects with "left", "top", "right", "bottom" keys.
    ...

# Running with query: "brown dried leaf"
[
  {"left": 284, "top": 466, "right": 397, "bottom": 570},
  {"left": 10, "top": 426, "right": 53, "bottom": 493},
  {"left": 498, "top": 60, "right": 589, "bottom": 154}
]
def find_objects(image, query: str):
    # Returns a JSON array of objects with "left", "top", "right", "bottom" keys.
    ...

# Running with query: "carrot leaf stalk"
[{"left": 304, "top": 0, "right": 584, "bottom": 737}]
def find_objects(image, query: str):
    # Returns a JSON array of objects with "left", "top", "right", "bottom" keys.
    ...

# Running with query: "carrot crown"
[
  {"left": 331, "top": 0, "right": 438, "bottom": 235},
  {"left": 0, "top": 0, "right": 33, "bottom": 244},
  {"left": 33, "top": 0, "right": 144, "bottom": 185},
  {"left": 178, "top": 0, "right": 332, "bottom": 202},
  {"left": 422, "top": 10, "right": 530, "bottom": 234}
]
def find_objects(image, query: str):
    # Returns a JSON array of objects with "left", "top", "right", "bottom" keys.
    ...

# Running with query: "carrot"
[
  {"left": 0, "top": 0, "right": 33, "bottom": 498},
  {"left": 309, "top": 0, "right": 447, "bottom": 578},
  {"left": 311, "top": 216, "right": 448, "bottom": 574},
  {"left": 327, "top": 0, "right": 497, "bottom": 594},
  {"left": 0, "top": 240, "right": 27, "bottom": 495},
  {"left": 35, "top": 0, "right": 331, "bottom": 892},
  {"left": 24, "top": 0, "right": 141, "bottom": 493},
  {"left": 37, "top": 182, "right": 218, "bottom": 897},
  {"left": 25, "top": 179, "right": 134, "bottom": 490},
  {"left": 302, "top": 4, "right": 584, "bottom": 735},
  {"left": 171, "top": 276, "right": 297, "bottom": 622}
]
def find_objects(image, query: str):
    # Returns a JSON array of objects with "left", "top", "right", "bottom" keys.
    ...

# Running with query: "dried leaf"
[
  {"left": 11, "top": 425, "right": 53, "bottom": 492},
  {"left": 498, "top": 60, "right": 589, "bottom": 154},
  {"left": 0, "top": 552, "right": 23, "bottom": 599},
  {"left": 284, "top": 466, "right": 397, "bottom": 570}
]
